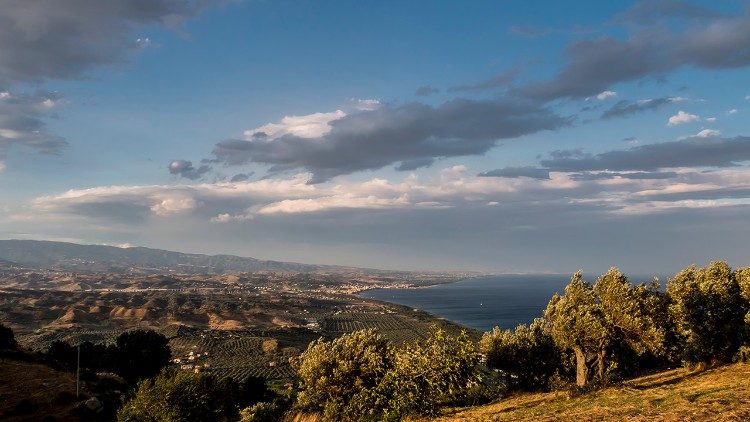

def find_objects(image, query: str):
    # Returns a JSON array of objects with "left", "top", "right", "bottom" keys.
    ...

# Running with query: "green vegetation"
[
  {"left": 117, "top": 370, "right": 263, "bottom": 421},
  {"left": 667, "top": 262, "right": 749, "bottom": 364},
  {"left": 291, "top": 327, "right": 481, "bottom": 421},
  {"left": 480, "top": 318, "right": 561, "bottom": 391},
  {"left": 2, "top": 260, "right": 750, "bottom": 420},
  {"left": 44, "top": 329, "right": 171, "bottom": 383},
  {"left": 544, "top": 268, "right": 664, "bottom": 386},
  {"left": 0, "top": 322, "right": 16, "bottom": 350}
]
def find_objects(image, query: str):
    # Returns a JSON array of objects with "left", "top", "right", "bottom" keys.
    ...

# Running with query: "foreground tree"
[
  {"left": 738, "top": 267, "right": 750, "bottom": 326},
  {"left": 544, "top": 271, "right": 607, "bottom": 387},
  {"left": 0, "top": 323, "right": 17, "bottom": 350},
  {"left": 380, "top": 328, "right": 481, "bottom": 419},
  {"left": 545, "top": 269, "right": 664, "bottom": 387},
  {"left": 114, "top": 330, "right": 171, "bottom": 382},
  {"left": 480, "top": 318, "right": 560, "bottom": 391},
  {"left": 117, "top": 370, "right": 241, "bottom": 422},
  {"left": 291, "top": 329, "right": 393, "bottom": 420},
  {"left": 667, "top": 261, "right": 748, "bottom": 364}
]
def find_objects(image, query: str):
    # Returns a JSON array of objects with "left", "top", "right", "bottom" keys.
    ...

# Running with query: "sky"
[{"left": 1, "top": 0, "right": 750, "bottom": 274}]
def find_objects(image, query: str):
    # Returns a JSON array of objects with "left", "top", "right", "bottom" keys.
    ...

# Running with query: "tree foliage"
[
  {"left": 114, "top": 329, "right": 172, "bottom": 382},
  {"left": 43, "top": 329, "right": 171, "bottom": 383},
  {"left": 666, "top": 261, "right": 749, "bottom": 364},
  {"left": 379, "top": 328, "right": 481, "bottom": 419},
  {"left": 0, "top": 323, "right": 17, "bottom": 350},
  {"left": 291, "top": 328, "right": 393, "bottom": 420},
  {"left": 544, "top": 269, "right": 664, "bottom": 387},
  {"left": 291, "top": 327, "right": 481, "bottom": 421},
  {"left": 480, "top": 318, "right": 560, "bottom": 391},
  {"left": 117, "top": 370, "right": 242, "bottom": 422}
]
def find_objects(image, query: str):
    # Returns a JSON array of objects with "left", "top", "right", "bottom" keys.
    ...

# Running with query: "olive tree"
[
  {"left": 667, "top": 262, "right": 748, "bottom": 364},
  {"left": 737, "top": 267, "right": 750, "bottom": 326},
  {"left": 0, "top": 323, "right": 17, "bottom": 350},
  {"left": 380, "top": 328, "right": 481, "bottom": 419},
  {"left": 544, "top": 271, "right": 607, "bottom": 387},
  {"left": 480, "top": 318, "right": 560, "bottom": 391},
  {"left": 545, "top": 269, "right": 664, "bottom": 387},
  {"left": 290, "top": 329, "right": 392, "bottom": 420},
  {"left": 117, "top": 370, "right": 242, "bottom": 422}
]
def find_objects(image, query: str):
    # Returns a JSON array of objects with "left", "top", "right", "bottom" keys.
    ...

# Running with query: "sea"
[{"left": 358, "top": 274, "right": 668, "bottom": 332}]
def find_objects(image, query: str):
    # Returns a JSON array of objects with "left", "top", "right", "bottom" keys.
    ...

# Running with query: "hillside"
[
  {"left": 431, "top": 364, "right": 750, "bottom": 421},
  {"left": 0, "top": 239, "right": 351, "bottom": 274}
]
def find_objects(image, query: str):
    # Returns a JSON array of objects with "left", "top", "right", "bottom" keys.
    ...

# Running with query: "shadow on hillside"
[{"left": 628, "top": 368, "right": 709, "bottom": 390}]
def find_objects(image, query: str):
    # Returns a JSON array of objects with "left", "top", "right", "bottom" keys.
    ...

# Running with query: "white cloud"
[
  {"left": 351, "top": 99, "right": 381, "bottom": 111},
  {"left": 728, "top": 108, "right": 738, "bottom": 115},
  {"left": 667, "top": 110, "right": 700, "bottom": 126},
  {"left": 244, "top": 110, "right": 346, "bottom": 140},
  {"left": 694, "top": 129, "right": 721, "bottom": 138},
  {"left": 0, "top": 160, "right": 5, "bottom": 172},
  {"left": 705, "top": 117, "right": 717, "bottom": 122},
  {"left": 596, "top": 90, "right": 617, "bottom": 100}
]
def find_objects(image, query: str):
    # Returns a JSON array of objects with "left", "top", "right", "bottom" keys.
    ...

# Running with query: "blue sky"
[{"left": 1, "top": 0, "right": 750, "bottom": 274}]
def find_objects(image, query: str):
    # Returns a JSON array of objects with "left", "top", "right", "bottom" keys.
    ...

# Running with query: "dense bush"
[
  {"left": 117, "top": 370, "right": 242, "bottom": 422},
  {"left": 378, "top": 328, "right": 481, "bottom": 419},
  {"left": 44, "top": 329, "right": 171, "bottom": 383},
  {"left": 291, "top": 327, "right": 481, "bottom": 421},
  {"left": 480, "top": 318, "right": 560, "bottom": 391},
  {"left": 666, "top": 262, "right": 750, "bottom": 364},
  {"left": 0, "top": 323, "right": 17, "bottom": 350},
  {"left": 291, "top": 328, "right": 392, "bottom": 419},
  {"left": 114, "top": 330, "right": 172, "bottom": 382}
]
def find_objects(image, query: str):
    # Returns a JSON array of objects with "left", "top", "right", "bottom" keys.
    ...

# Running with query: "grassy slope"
[
  {"left": 431, "top": 363, "right": 750, "bottom": 421},
  {"left": 0, "top": 358, "right": 86, "bottom": 421}
]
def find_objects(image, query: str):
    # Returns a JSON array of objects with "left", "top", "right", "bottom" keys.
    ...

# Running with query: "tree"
[
  {"left": 667, "top": 262, "right": 748, "bottom": 364},
  {"left": 0, "top": 323, "right": 17, "bottom": 350},
  {"left": 117, "top": 370, "right": 241, "bottom": 422},
  {"left": 291, "top": 329, "right": 393, "bottom": 420},
  {"left": 545, "top": 269, "right": 664, "bottom": 387},
  {"left": 737, "top": 267, "right": 750, "bottom": 327},
  {"left": 544, "top": 271, "right": 607, "bottom": 387},
  {"left": 379, "top": 328, "right": 481, "bottom": 419},
  {"left": 113, "top": 330, "right": 171, "bottom": 382},
  {"left": 593, "top": 268, "right": 664, "bottom": 378},
  {"left": 480, "top": 318, "right": 560, "bottom": 391}
]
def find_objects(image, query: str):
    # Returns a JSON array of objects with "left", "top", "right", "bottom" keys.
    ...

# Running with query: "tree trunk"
[
  {"left": 574, "top": 346, "right": 589, "bottom": 387},
  {"left": 597, "top": 348, "right": 606, "bottom": 380}
]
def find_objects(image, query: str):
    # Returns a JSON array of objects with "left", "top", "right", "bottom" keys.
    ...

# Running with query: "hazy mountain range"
[{"left": 0, "top": 239, "right": 351, "bottom": 274}]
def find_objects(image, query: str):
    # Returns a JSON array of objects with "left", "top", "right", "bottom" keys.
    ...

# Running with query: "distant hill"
[{"left": 0, "top": 239, "right": 350, "bottom": 274}]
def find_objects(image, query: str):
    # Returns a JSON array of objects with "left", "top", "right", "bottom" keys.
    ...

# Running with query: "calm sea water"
[{"left": 359, "top": 275, "right": 570, "bottom": 332}]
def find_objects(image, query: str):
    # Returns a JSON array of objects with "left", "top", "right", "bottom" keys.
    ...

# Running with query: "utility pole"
[{"left": 76, "top": 344, "right": 80, "bottom": 398}]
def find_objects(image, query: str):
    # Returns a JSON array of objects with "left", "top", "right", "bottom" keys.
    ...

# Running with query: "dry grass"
[
  {"left": 0, "top": 358, "right": 85, "bottom": 421},
  {"left": 430, "top": 363, "right": 750, "bottom": 421}
]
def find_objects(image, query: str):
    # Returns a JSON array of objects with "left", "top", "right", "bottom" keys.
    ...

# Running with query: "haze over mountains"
[{"left": 0, "top": 239, "right": 349, "bottom": 274}]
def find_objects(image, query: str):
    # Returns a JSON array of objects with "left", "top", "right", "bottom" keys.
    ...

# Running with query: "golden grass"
[{"left": 429, "top": 364, "right": 750, "bottom": 421}]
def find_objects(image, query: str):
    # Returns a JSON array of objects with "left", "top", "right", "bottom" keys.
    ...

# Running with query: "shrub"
[
  {"left": 291, "top": 328, "right": 392, "bottom": 420},
  {"left": 0, "top": 323, "right": 17, "bottom": 350},
  {"left": 379, "top": 328, "right": 481, "bottom": 419},
  {"left": 113, "top": 330, "right": 171, "bottom": 382},
  {"left": 667, "top": 262, "right": 748, "bottom": 364},
  {"left": 480, "top": 318, "right": 560, "bottom": 391},
  {"left": 239, "top": 399, "right": 286, "bottom": 422},
  {"left": 117, "top": 370, "right": 240, "bottom": 422}
]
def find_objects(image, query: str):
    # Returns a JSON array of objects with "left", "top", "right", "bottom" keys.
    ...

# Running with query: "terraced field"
[{"left": 323, "top": 312, "right": 432, "bottom": 344}]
